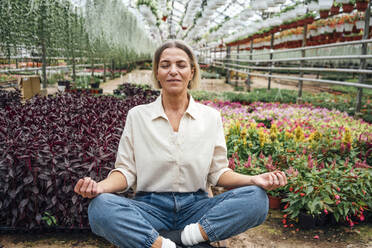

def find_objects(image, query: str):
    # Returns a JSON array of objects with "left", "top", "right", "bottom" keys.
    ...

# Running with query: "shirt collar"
[{"left": 151, "top": 94, "right": 198, "bottom": 120}]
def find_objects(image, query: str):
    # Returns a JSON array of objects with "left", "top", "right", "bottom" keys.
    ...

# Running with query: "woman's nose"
[{"left": 169, "top": 64, "right": 177, "bottom": 74}]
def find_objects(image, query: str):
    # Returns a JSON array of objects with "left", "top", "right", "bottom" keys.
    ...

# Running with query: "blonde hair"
[{"left": 151, "top": 40, "right": 200, "bottom": 90}]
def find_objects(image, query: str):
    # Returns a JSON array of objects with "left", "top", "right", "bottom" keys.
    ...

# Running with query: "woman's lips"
[{"left": 166, "top": 79, "right": 181, "bottom": 82}]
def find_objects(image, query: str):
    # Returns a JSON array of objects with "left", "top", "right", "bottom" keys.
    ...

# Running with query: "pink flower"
[
  {"left": 313, "top": 235, "right": 319, "bottom": 239},
  {"left": 360, "top": 213, "right": 365, "bottom": 221},
  {"left": 336, "top": 200, "right": 341, "bottom": 205},
  {"left": 335, "top": 195, "right": 340, "bottom": 200},
  {"left": 244, "top": 155, "right": 252, "bottom": 168},
  {"left": 307, "top": 155, "right": 313, "bottom": 169},
  {"left": 324, "top": 209, "right": 328, "bottom": 214}
]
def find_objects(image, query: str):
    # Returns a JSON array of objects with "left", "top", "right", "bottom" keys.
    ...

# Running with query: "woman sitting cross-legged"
[{"left": 74, "top": 40, "right": 287, "bottom": 248}]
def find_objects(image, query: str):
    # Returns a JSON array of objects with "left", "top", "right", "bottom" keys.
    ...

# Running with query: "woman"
[{"left": 74, "top": 40, "right": 287, "bottom": 248}]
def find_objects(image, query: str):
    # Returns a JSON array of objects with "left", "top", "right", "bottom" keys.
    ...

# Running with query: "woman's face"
[{"left": 156, "top": 47, "right": 194, "bottom": 96}]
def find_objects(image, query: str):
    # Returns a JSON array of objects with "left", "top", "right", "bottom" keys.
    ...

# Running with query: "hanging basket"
[
  {"left": 330, "top": 6, "right": 340, "bottom": 15},
  {"left": 356, "top": 1, "right": 368, "bottom": 12},
  {"left": 319, "top": 10, "right": 329, "bottom": 19},
  {"left": 342, "top": 3, "right": 354, "bottom": 13}
]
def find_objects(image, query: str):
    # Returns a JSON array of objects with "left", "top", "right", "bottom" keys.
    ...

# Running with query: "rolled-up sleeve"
[
  {"left": 109, "top": 110, "right": 137, "bottom": 192},
  {"left": 207, "top": 113, "right": 231, "bottom": 186}
]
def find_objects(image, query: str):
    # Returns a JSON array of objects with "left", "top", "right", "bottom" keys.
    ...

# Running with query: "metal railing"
[{"left": 197, "top": 3, "right": 372, "bottom": 116}]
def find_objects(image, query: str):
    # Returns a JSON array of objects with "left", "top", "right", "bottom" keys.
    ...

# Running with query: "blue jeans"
[{"left": 88, "top": 186, "right": 268, "bottom": 248}]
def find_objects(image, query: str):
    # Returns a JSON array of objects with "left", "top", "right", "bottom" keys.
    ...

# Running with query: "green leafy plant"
[{"left": 42, "top": 212, "right": 57, "bottom": 227}]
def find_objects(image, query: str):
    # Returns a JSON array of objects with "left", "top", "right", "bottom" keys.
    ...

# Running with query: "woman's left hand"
[{"left": 251, "top": 171, "right": 287, "bottom": 190}]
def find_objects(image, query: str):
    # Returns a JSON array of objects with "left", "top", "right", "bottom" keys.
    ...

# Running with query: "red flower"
[
  {"left": 289, "top": 187, "right": 293, "bottom": 192},
  {"left": 336, "top": 200, "right": 341, "bottom": 205},
  {"left": 282, "top": 219, "right": 287, "bottom": 224},
  {"left": 300, "top": 193, "right": 305, "bottom": 197}
]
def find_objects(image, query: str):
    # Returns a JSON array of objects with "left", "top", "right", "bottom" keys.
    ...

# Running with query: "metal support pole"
[
  {"left": 235, "top": 45, "right": 240, "bottom": 87},
  {"left": 246, "top": 40, "right": 253, "bottom": 92},
  {"left": 297, "top": 22, "right": 308, "bottom": 104},
  {"left": 226, "top": 45, "right": 231, "bottom": 84},
  {"left": 214, "top": 48, "right": 216, "bottom": 66},
  {"left": 209, "top": 48, "right": 212, "bottom": 66},
  {"left": 355, "top": 1, "right": 371, "bottom": 117},
  {"left": 268, "top": 33, "right": 274, "bottom": 90}
]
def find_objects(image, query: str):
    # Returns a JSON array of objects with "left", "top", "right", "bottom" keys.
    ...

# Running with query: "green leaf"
[
  {"left": 323, "top": 196, "right": 334, "bottom": 204},
  {"left": 305, "top": 186, "right": 314, "bottom": 194}
]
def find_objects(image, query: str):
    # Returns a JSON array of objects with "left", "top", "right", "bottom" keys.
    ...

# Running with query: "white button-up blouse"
[{"left": 110, "top": 95, "right": 231, "bottom": 192}]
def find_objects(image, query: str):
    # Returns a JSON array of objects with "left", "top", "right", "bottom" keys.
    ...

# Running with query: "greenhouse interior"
[{"left": 0, "top": 0, "right": 371, "bottom": 247}]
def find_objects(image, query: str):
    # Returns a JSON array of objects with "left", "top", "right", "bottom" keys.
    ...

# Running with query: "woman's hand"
[
  {"left": 251, "top": 171, "right": 287, "bottom": 191},
  {"left": 74, "top": 177, "right": 104, "bottom": 198}
]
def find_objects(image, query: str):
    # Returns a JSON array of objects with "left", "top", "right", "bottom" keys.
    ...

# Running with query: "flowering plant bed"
[{"left": 203, "top": 100, "right": 372, "bottom": 227}]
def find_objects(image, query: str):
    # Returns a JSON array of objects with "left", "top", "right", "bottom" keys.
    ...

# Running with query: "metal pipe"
[
  {"left": 0, "top": 64, "right": 104, "bottom": 73},
  {"left": 212, "top": 64, "right": 372, "bottom": 89},
  {"left": 268, "top": 33, "right": 274, "bottom": 90},
  {"left": 216, "top": 62, "right": 372, "bottom": 74},
  {"left": 226, "top": 46, "right": 231, "bottom": 84},
  {"left": 298, "top": 21, "right": 308, "bottom": 102},
  {"left": 226, "top": 39, "right": 372, "bottom": 56},
  {"left": 355, "top": 1, "right": 371, "bottom": 115},
  {"left": 217, "top": 54, "right": 372, "bottom": 63}
]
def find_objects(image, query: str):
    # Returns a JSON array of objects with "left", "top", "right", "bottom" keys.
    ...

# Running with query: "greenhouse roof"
[{"left": 118, "top": 0, "right": 288, "bottom": 48}]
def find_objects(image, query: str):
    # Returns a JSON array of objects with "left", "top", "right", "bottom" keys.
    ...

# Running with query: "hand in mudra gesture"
[
  {"left": 74, "top": 177, "right": 104, "bottom": 198},
  {"left": 251, "top": 171, "right": 287, "bottom": 191}
]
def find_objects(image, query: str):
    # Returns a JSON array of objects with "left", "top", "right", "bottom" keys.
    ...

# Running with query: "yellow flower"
[
  {"left": 270, "top": 132, "right": 277, "bottom": 142},
  {"left": 270, "top": 123, "right": 278, "bottom": 135},
  {"left": 250, "top": 122, "right": 257, "bottom": 129},
  {"left": 307, "top": 130, "right": 322, "bottom": 142},
  {"left": 240, "top": 127, "right": 248, "bottom": 138},
  {"left": 258, "top": 128, "right": 267, "bottom": 147},
  {"left": 342, "top": 127, "right": 352, "bottom": 144},
  {"left": 294, "top": 126, "right": 305, "bottom": 142},
  {"left": 285, "top": 131, "right": 293, "bottom": 140}
]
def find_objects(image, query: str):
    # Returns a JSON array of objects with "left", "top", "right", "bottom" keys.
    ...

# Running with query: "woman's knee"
[
  {"left": 88, "top": 193, "right": 128, "bottom": 232},
  {"left": 235, "top": 185, "right": 269, "bottom": 224}
]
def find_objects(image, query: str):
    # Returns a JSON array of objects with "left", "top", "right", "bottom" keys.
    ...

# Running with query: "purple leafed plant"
[{"left": 0, "top": 91, "right": 155, "bottom": 230}]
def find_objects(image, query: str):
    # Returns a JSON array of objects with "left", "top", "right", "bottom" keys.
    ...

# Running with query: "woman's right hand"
[{"left": 74, "top": 177, "right": 104, "bottom": 198}]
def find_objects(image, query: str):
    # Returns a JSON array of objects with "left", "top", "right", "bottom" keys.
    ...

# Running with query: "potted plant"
[
  {"left": 341, "top": 0, "right": 355, "bottom": 13},
  {"left": 356, "top": 0, "right": 368, "bottom": 12},
  {"left": 330, "top": 2, "right": 341, "bottom": 15},
  {"left": 89, "top": 76, "right": 101, "bottom": 89}
]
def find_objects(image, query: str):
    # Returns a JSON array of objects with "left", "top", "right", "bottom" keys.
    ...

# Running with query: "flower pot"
[
  {"left": 356, "top": 1, "right": 368, "bottom": 11},
  {"left": 298, "top": 212, "right": 329, "bottom": 229},
  {"left": 342, "top": 3, "right": 354, "bottom": 13},
  {"left": 90, "top": 82, "right": 100, "bottom": 89},
  {"left": 319, "top": 10, "right": 329, "bottom": 19},
  {"left": 330, "top": 6, "right": 340, "bottom": 15},
  {"left": 268, "top": 195, "right": 281, "bottom": 209}
]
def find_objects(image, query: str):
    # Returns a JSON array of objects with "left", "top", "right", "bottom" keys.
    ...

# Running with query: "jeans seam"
[
  {"left": 199, "top": 217, "right": 218, "bottom": 242},
  {"left": 198, "top": 191, "right": 235, "bottom": 242},
  {"left": 144, "top": 229, "right": 158, "bottom": 248}
]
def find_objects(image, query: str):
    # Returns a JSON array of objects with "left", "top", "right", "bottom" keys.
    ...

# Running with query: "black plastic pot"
[
  {"left": 90, "top": 82, "right": 100, "bottom": 89},
  {"left": 298, "top": 212, "right": 329, "bottom": 229},
  {"left": 57, "top": 80, "right": 71, "bottom": 89}
]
